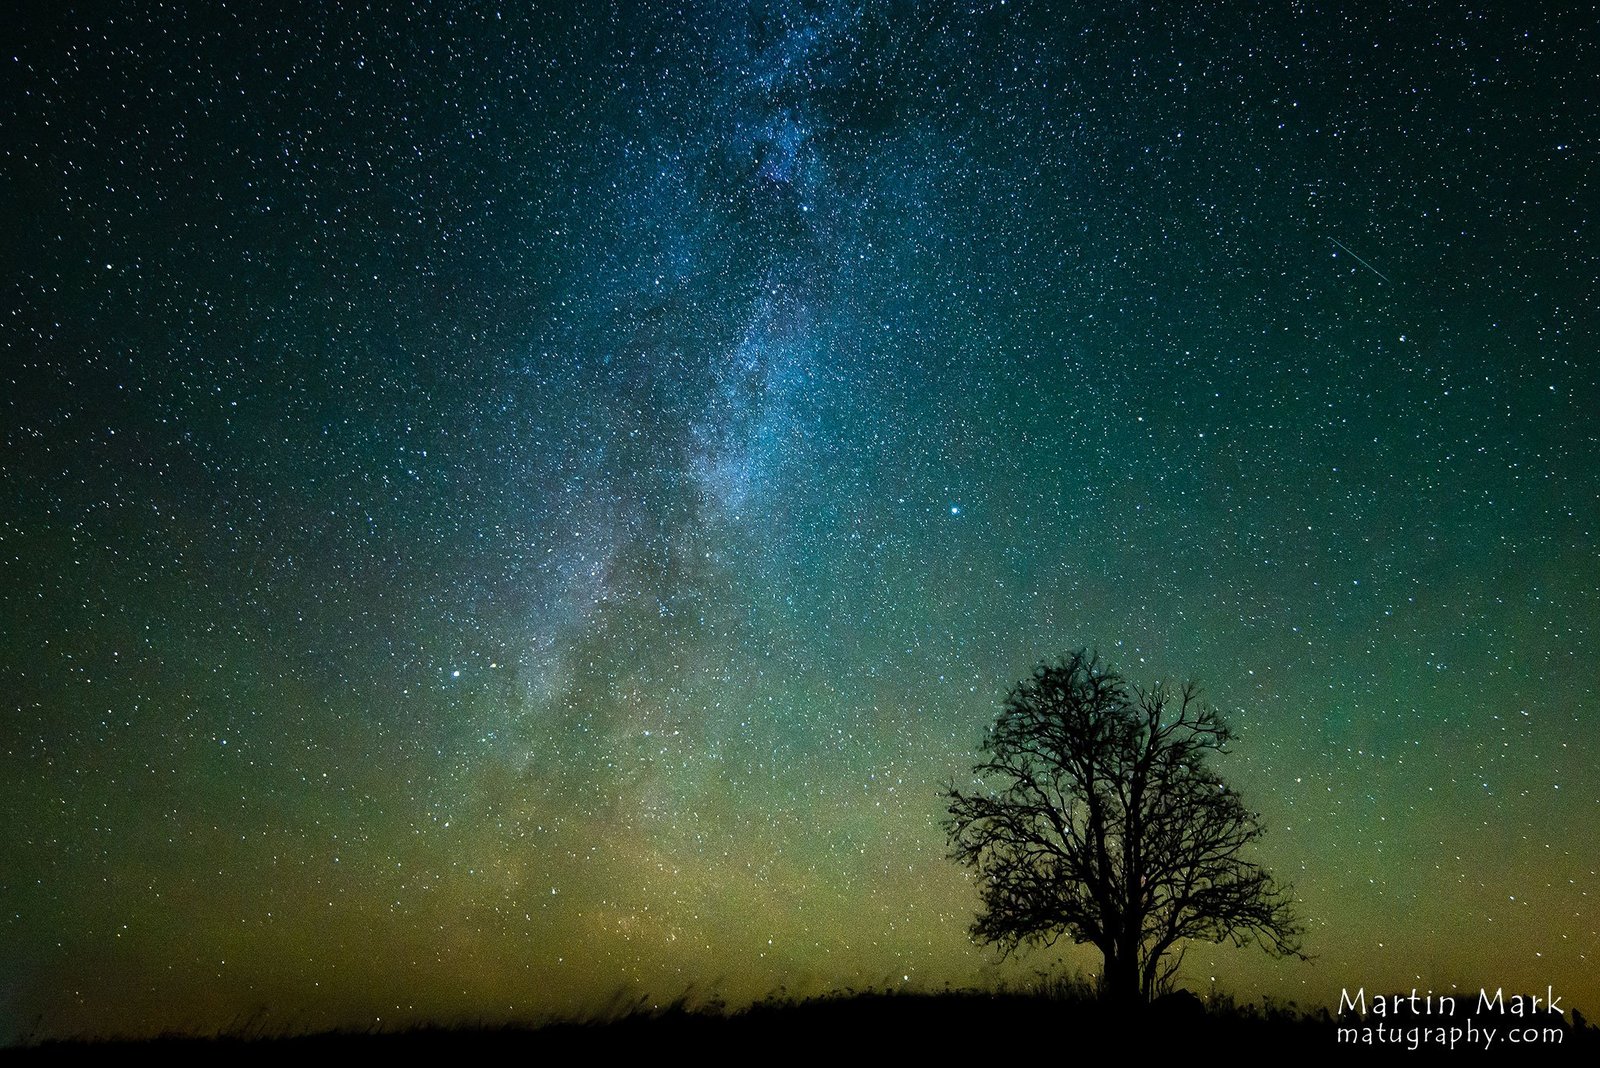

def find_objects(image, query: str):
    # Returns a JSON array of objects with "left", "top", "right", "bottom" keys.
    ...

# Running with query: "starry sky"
[{"left": 3, "top": 0, "right": 1596, "bottom": 1041}]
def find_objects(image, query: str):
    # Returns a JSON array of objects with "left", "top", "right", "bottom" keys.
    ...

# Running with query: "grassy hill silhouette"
[{"left": 11, "top": 983, "right": 1598, "bottom": 1061}]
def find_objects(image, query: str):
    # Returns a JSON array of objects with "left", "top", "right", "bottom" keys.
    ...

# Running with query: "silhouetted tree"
[{"left": 944, "top": 650, "right": 1306, "bottom": 1005}]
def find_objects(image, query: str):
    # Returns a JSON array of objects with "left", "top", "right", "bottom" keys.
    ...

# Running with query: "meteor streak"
[{"left": 1329, "top": 236, "right": 1392, "bottom": 284}]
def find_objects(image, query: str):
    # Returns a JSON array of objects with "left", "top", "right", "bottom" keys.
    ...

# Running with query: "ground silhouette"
[{"left": 10, "top": 985, "right": 1597, "bottom": 1061}]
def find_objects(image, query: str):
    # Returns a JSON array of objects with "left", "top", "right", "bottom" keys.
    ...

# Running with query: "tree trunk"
[{"left": 1101, "top": 949, "right": 1140, "bottom": 1007}]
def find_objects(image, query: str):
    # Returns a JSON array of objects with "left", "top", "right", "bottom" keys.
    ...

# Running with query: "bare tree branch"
[{"left": 944, "top": 650, "right": 1308, "bottom": 1003}]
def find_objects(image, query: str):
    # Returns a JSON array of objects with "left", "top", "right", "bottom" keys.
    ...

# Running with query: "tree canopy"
[{"left": 944, "top": 650, "right": 1306, "bottom": 1003}]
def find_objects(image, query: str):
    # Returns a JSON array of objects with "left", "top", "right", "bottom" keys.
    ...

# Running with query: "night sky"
[{"left": 3, "top": 0, "right": 1596, "bottom": 1041}]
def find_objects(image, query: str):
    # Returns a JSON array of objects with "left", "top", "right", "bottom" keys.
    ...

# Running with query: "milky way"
[{"left": 3, "top": 0, "right": 1596, "bottom": 1039}]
